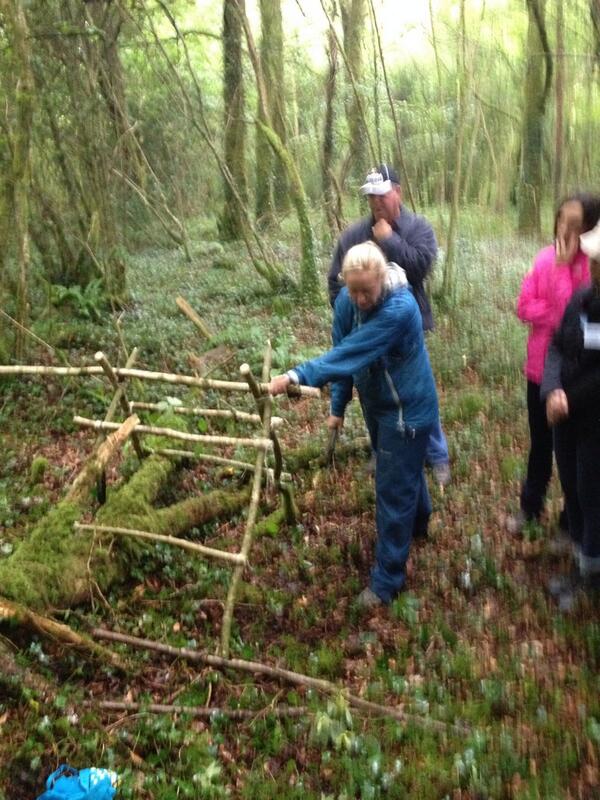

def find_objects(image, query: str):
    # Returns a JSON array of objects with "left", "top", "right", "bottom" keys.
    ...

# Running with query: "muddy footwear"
[{"left": 356, "top": 587, "right": 383, "bottom": 610}]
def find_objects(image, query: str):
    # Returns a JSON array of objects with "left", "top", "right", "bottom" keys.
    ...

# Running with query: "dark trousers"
[
  {"left": 361, "top": 400, "right": 432, "bottom": 602},
  {"left": 554, "top": 419, "right": 600, "bottom": 568},
  {"left": 520, "top": 380, "right": 553, "bottom": 519}
]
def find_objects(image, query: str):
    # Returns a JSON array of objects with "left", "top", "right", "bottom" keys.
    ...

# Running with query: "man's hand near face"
[{"left": 372, "top": 218, "right": 393, "bottom": 242}]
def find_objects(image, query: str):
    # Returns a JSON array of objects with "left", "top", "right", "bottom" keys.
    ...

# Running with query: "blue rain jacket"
[{"left": 294, "top": 283, "right": 438, "bottom": 433}]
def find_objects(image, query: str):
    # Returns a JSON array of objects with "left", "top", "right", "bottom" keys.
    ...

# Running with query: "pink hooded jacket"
[{"left": 517, "top": 245, "right": 590, "bottom": 384}]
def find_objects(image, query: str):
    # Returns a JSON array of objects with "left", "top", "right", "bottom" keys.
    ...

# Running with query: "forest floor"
[{"left": 1, "top": 217, "right": 600, "bottom": 800}]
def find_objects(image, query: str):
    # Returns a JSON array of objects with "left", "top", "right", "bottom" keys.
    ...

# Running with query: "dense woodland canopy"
[{"left": 1, "top": 0, "right": 600, "bottom": 353}]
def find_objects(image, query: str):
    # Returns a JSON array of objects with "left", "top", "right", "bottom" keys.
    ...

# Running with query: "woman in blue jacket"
[{"left": 269, "top": 242, "right": 438, "bottom": 608}]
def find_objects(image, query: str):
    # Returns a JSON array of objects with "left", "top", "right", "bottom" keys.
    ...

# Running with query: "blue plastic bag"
[{"left": 36, "top": 765, "right": 118, "bottom": 800}]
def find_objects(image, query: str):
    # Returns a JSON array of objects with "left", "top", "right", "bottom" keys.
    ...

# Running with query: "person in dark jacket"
[
  {"left": 269, "top": 242, "right": 439, "bottom": 609},
  {"left": 327, "top": 164, "right": 450, "bottom": 486},
  {"left": 541, "top": 220, "right": 600, "bottom": 609}
]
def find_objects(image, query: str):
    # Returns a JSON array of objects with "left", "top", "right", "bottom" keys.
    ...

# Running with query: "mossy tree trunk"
[
  {"left": 322, "top": 17, "right": 343, "bottom": 240},
  {"left": 220, "top": 0, "right": 248, "bottom": 241},
  {"left": 255, "top": 0, "right": 287, "bottom": 223},
  {"left": 1, "top": 0, "right": 34, "bottom": 360},
  {"left": 257, "top": 120, "right": 320, "bottom": 300},
  {"left": 518, "top": 0, "right": 552, "bottom": 236},
  {"left": 340, "top": 0, "right": 367, "bottom": 186}
]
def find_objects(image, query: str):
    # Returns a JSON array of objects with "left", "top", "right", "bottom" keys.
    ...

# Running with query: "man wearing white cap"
[{"left": 327, "top": 164, "right": 450, "bottom": 486}]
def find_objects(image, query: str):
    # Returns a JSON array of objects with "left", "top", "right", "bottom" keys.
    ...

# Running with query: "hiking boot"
[
  {"left": 432, "top": 462, "right": 451, "bottom": 487},
  {"left": 356, "top": 587, "right": 383, "bottom": 610}
]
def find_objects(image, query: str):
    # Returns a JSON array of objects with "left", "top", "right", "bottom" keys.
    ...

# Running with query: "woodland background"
[{"left": 2, "top": 1, "right": 600, "bottom": 799}]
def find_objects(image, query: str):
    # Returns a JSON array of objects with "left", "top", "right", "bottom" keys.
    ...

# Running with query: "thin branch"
[
  {"left": 73, "top": 416, "right": 273, "bottom": 451},
  {"left": 74, "top": 523, "right": 246, "bottom": 566}
]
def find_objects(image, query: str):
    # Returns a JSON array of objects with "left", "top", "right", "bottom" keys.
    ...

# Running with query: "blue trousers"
[
  {"left": 363, "top": 413, "right": 432, "bottom": 602},
  {"left": 425, "top": 415, "right": 449, "bottom": 466}
]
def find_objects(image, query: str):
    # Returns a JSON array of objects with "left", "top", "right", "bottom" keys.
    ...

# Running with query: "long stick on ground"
[
  {"left": 73, "top": 417, "right": 273, "bottom": 451},
  {"left": 92, "top": 628, "right": 458, "bottom": 733},
  {"left": 0, "top": 365, "right": 320, "bottom": 398},
  {"left": 87, "top": 700, "right": 309, "bottom": 720},
  {"left": 74, "top": 523, "right": 246, "bottom": 566}
]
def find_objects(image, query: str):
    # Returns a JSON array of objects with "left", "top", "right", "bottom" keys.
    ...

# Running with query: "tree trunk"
[
  {"left": 553, "top": 0, "right": 565, "bottom": 207},
  {"left": 340, "top": 0, "right": 368, "bottom": 186},
  {"left": 255, "top": 0, "right": 287, "bottom": 223},
  {"left": 1, "top": 0, "right": 34, "bottom": 360},
  {"left": 518, "top": 0, "right": 552, "bottom": 235},
  {"left": 221, "top": 0, "right": 248, "bottom": 240},
  {"left": 321, "top": 21, "right": 342, "bottom": 240}
]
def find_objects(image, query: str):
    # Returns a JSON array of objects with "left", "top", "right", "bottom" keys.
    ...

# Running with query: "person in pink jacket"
[{"left": 508, "top": 193, "right": 600, "bottom": 534}]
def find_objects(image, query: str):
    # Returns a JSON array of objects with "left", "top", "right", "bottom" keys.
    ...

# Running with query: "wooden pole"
[
  {"left": 95, "top": 351, "right": 145, "bottom": 460},
  {"left": 73, "top": 417, "right": 273, "bottom": 451},
  {"left": 0, "top": 364, "right": 321, "bottom": 398},
  {"left": 220, "top": 360, "right": 271, "bottom": 658},
  {"left": 176, "top": 296, "right": 212, "bottom": 339},
  {"left": 74, "top": 522, "right": 246, "bottom": 566},
  {"left": 66, "top": 415, "right": 140, "bottom": 505},
  {"left": 146, "top": 447, "right": 292, "bottom": 482},
  {"left": 129, "top": 401, "right": 283, "bottom": 429}
]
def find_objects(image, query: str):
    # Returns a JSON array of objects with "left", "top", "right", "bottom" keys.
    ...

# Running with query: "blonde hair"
[{"left": 341, "top": 242, "right": 387, "bottom": 280}]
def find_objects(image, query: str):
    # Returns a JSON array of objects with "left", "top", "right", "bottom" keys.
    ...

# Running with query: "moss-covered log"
[
  {"left": 0, "top": 450, "right": 252, "bottom": 612},
  {"left": 0, "top": 416, "right": 139, "bottom": 609}
]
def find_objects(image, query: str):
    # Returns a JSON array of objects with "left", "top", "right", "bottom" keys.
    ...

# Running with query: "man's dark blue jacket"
[{"left": 327, "top": 209, "right": 437, "bottom": 331}]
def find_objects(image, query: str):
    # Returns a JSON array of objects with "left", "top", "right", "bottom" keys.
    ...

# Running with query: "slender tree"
[
  {"left": 340, "top": 0, "right": 368, "bottom": 184},
  {"left": 255, "top": 0, "right": 287, "bottom": 224},
  {"left": 553, "top": 0, "right": 565, "bottom": 207},
  {"left": 518, "top": 0, "right": 552, "bottom": 235},
  {"left": 221, "top": 0, "right": 247, "bottom": 240}
]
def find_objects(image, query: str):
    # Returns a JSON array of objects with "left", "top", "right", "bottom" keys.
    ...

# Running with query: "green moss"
[
  {"left": 0, "top": 502, "right": 87, "bottom": 608},
  {"left": 29, "top": 456, "right": 49, "bottom": 486}
]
